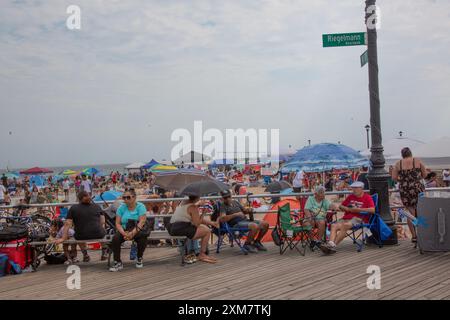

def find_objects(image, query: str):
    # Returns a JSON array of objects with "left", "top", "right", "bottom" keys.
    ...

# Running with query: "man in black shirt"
[
  {"left": 217, "top": 190, "right": 269, "bottom": 253},
  {"left": 56, "top": 191, "right": 106, "bottom": 262}
]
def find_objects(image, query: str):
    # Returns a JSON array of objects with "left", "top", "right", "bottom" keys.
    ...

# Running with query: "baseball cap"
[
  {"left": 220, "top": 189, "right": 232, "bottom": 198},
  {"left": 350, "top": 181, "right": 365, "bottom": 188}
]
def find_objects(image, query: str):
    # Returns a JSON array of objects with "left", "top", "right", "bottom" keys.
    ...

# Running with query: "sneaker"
[
  {"left": 184, "top": 254, "right": 194, "bottom": 264},
  {"left": 328, "top": 244, "right": 337, "bottom": 254},
  {"left": 135, "top": 258, "right": 144, "bottom": 269},
  {"left": 253, "top": 241, "right": 267, "bottom": 251},
  {"left": 319, "top": 243, "right": 331, "bottom": 255},
  {"left": 243, "top": 243, "right": 258, "bottom": 253},
  {"left": 64, "top": 259, "right": 72, "bottom": 265},
  {"left": 109, "top": 261, "right": 123, "bottom": 272}
]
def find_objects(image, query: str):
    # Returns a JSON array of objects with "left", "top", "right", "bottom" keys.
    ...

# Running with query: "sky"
[{"left": 1, "top": 0, "right": 449, "bottom": 169}]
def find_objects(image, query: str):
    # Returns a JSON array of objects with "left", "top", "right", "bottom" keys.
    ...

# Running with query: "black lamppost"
[
  {"left": 365, "top": 0, "right": 397, "bottom": 244},
  {"left": 365, "top": 124, "right": 371, "bottom": 149},
  {"left": 308, "top": 139, "right": 311, "bottom": 146}
]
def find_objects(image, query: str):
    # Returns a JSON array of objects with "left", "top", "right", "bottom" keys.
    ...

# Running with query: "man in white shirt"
[
  {"left": 80, "top": 175, "right": 92, "bottom": 196},
  {"left": 292, "top": 170, "right": 304, "bottom": 193},
  {"left": 443, "top": 169, "right": 450, "bottom": 187}
]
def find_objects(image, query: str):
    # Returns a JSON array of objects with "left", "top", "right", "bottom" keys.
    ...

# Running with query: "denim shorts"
[{"left": 232, "top": 220, "right": 260, "bottom": 229}]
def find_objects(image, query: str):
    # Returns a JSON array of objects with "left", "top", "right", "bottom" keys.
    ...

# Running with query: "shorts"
[
  {"left": 232, "top": 220, "right": 260, "bottom": 229},
  {"left": 168, "top": 222, "right": 197, "bottom": 239},
  {"left": 338, "top": 217, "right": 363, "bottom": 227}
]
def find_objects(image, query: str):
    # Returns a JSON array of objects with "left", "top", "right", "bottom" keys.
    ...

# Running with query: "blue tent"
[
  {"left": 142, "top": 159, "right": 160, "bottom": 169},
  {"left": 93, "top": 190, "right": 122, "bottom": 202},
  {"left": 29, "top": 175, "right": 46, "bottom": 188},
  {"left": 281, "top": 143, "right": 369, "bottom": 173}
]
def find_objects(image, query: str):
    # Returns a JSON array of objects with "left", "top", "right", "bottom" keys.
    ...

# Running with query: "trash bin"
[{"left": 417, "top": 194, "right": 450, "bottom": 253}]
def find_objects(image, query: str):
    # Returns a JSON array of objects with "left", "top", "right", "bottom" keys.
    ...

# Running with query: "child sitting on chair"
[{"left": 50, "top": 219, "right": 78, "bottom": 264}]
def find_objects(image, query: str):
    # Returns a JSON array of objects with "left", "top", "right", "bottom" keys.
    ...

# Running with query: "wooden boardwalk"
[{"left": 0, "top": 240, "right": 449, "bottom": 300}]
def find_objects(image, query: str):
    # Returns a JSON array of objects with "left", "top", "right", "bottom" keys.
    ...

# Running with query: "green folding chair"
[{"left": 276, "top": 203, "right": 313, "bottom": 255}]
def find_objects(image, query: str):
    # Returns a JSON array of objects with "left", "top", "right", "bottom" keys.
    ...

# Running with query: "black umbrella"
[
  {"left": 179, "top": 180, "right": 230, "bottom": 197},
  {"left": 264, "top": 180, "right": 292, "bottom": 193},
  {"left": 154, "top": 169, "right": 211, "bottom": 191}
]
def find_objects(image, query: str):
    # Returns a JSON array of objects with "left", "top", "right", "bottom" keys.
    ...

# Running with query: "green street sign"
[
  {"left": 322, "top": 32, "right": 367, "bottom": 47},
  {"left": 361, "top": 50, "right": 368, "bottom": 67}
]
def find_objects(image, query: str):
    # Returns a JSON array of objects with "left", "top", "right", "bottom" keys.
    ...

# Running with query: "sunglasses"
[{"left": 122, "top": 196, "right": 133, "bottom": 200}]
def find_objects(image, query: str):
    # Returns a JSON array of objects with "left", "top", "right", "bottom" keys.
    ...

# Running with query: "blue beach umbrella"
[
  {"left": 93, "top": 190, "right": 122, "bottom": 202},
  {"left": 281, "top": 143, "right": 369, "bottom": 173}
]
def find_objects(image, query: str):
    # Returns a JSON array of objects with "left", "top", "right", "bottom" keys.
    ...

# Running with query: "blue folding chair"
[
  {"left": 345, "top": 194, "right": 387, "bottom": 252},
  {"left": 214, "top": 222, "right": 250, "bottom": 255}
]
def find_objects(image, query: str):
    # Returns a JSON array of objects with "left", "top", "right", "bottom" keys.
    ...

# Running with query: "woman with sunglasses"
[{"left": 109, "top": 189, "right": 148, "bottom": 272}]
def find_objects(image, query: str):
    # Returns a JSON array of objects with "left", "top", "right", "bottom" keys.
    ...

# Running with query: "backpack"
[
  {"left": 44, "top": 253, "right": 67, "bottom": 265},
  {"left": 0, "top": 223, "right": 29, "bottom": 242}
]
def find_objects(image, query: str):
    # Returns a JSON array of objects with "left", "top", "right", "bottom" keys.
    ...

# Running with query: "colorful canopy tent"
[
  {"left": 29, "top": 175, "right": 46, "bottom": 188},
  {"left": 149, "top": 164, "right": 177, "bottom": 172},
  {"left": 81, "top": 167, "right": 99, "bottom": 176},
  {"left": 281, "top": 143, "right": 369, "bottom": 173},
  {"left": 361, "top": 134, "right": 425, "bottom": 160},
  {"left": 61, "top": 169, "right": 78, "bottom": 176},
  {"left": 142, "top": 159, "right": 160, "bottom": 169},
  {"left": 20, "top": 167, "right": 53, "bottom": 175}
]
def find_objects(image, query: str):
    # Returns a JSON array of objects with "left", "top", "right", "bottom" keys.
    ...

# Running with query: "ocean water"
[{"left": 0, "top": 163, "right": 128, "bottom": 175}]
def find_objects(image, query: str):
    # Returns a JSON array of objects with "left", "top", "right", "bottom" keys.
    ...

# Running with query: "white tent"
[
  {"left": 172, "top": 151, "right": 212, "bottom": 165},
  {"left": 125, "top": 162, "right": 145, "bottom": 170},
  {"left": 414, "top": 137, "right": 450, "bottom": 158},
  {"left": 361, "top": 135, "right": 425, "bottom": 160}
]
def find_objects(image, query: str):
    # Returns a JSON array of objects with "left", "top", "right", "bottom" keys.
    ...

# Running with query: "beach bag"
[
  {"left": 0, "top": 238, "right": 33, "bottom": 273},
  {"left": 44, "top": 253, "right": 67, "bottom": 265},
  {"left": 0, "top": 223, "right": 29, "bottom": 242},
  {"left": 272, "top": 226, "right": 282, "bottom": 246},
  {"left": 0, "top": 253, "right": 8, "bottom": 277}
]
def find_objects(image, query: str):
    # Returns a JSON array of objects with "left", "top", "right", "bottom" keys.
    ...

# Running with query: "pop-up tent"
[{"left": 142, "top": 159, "right": 160, "bottom": 169}]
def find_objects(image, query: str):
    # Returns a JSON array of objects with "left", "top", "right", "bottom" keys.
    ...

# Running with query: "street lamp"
[
  {"left": 308, "top": 139, "right": 311, "bottom": 146},
  {"left": 365, "top": 0, "right": 397, "bottom": 244},
  {"left": 365, "top": 124, "right": 370, "bottom": 149}
]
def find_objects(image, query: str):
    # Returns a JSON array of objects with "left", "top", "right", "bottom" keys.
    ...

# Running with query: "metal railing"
[{"left": 1, "top": 187, "right": 449, "bottom": 210}]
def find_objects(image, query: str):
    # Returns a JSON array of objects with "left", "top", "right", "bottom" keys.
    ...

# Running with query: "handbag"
[
  {"left": 125, "top": 219, "right": 151, "bottom": 237},
  {"left": 272, "top": 226, "right": 282, "bottom": 246}
]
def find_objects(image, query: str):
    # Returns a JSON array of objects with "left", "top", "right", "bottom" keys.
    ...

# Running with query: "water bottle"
[{"left": 130, "top": 241, "right": 137, "bottom": 260}]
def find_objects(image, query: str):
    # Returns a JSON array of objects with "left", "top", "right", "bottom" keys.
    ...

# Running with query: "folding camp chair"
[
  {"left": 343, "top": 194, "right": 384, "bottom": 252},
  {"left": 276, "top": 203, "right": 313, "bottom": 256},
  {"left": 214, "top": 222, "right": 250, "bottom": 255}
]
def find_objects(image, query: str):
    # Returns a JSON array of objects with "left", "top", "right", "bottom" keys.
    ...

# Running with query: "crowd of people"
[{"left": 0, "top": 146, "right": 448, "bottom": 271}]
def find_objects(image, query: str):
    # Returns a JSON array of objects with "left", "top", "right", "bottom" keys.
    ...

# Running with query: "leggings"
[{"left": 111, "top": 232, "right": 148, "bottom": 262}]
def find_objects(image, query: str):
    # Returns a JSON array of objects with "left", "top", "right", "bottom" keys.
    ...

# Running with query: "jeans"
[
  {"left": 111, "top": 232, "right": 148, "bottom": 263},
  {"left": 178, "top": 239, "right": 199, "bottom": 255}
]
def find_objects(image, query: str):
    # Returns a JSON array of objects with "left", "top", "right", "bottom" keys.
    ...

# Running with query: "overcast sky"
[{"left": 1, "top": 0, "right": 449, "bottom": 169}]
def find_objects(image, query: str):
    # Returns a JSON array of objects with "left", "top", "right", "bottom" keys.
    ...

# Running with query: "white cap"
[{"left": 350, "top": 181, "right": 365, "bottom": 188}]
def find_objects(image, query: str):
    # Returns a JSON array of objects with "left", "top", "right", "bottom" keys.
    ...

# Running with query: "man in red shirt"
[{"left": 320, "top": 181, "right": 375, "bottom": 254}]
